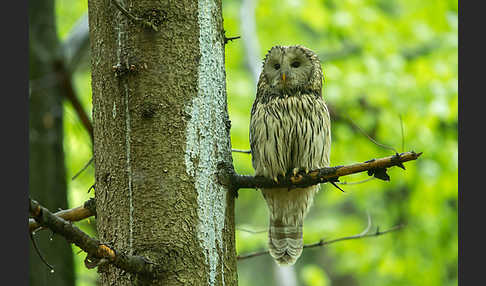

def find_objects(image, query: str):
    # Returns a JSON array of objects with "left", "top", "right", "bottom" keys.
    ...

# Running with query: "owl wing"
[
  {"left": 307, "top": 97, "right": 331, "bottom": 169},
  {"left": 249, "top": 99, "right": 264, "bottom": 176}
]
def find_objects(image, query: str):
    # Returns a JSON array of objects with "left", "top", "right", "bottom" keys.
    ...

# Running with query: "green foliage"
[{"left": 56, "top": 0, "right": 457, "bottom": 285}]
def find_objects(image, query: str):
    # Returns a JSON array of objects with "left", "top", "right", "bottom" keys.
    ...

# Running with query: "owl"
[{"left": 249, "top": 45, "right": 331, "bottom": 266}]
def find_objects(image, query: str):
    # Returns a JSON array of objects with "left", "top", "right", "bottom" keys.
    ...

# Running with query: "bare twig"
[
  {"left": 237, "top": 221, "right": 404, "bottom": 260},
  {"left": 236, "top": 227, "right": 266, "bottom": 234},
  {"left": 29, "top": 198, "right": 96, "bottom": 233},
  {"left": 224, "top": 35, "right": 241, "bottom": 44},
  {"left": 53, "top": 59, "right": 94, "bottom": 142},
  {"left": 336, "top": 177, "right": 375, "bottom": 185},
  {"left": 71, "top": 157, "right": 94, "bottom": 181},
  {"left": 111, "top": 0, "right": 159, "bottom": 31},
  {"left": 222, "top": 151, "right": 422, "bottom": 190},
  {"left": 342, "top": 115, "right": 398, "bottom": 153},
  {"left": 29, "top": 232, "right": 55, "bottom": 272},
  {"left": 111, "top": 0, "right": 142, "bottom": 23},
  {"left": 29, "top": 198, "right": 159, "bottom": 277},
  {"left": 232, "top": 148, "right": 251, "bottom": 154}
]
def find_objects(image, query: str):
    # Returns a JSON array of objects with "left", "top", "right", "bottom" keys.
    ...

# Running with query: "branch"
[
  {"left": 224, "top": 35, "right": 241, "bottom": 44},
  {"left": 221, "top": 151, "right": 422, "bottom": 190},
  {"left": 237, "top": 223, "right": 405, "bottom": 260},
  {"left": 62, "top": 12, "right": 90, "bottom": 72},
  {"left": 52, "top": 59, "right": 94, "bottom": 142},
  {"left": 29, "top": 198, "right": 160, "bottom": 278},
  {"left": 231, "top": 148, "right": 251, "bottom": 154},
  {"left": 29, "top": 198, "right": 96, "bottom": 233},
  {"left": 111, "top": 0, "right": 161, "bottom": 31},
  {"left": 71, "top": 157, "right": 94, "bottom": 180}
]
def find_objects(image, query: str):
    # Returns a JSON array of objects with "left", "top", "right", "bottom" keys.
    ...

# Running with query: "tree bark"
[
  {"left": 28, "top": 0, "right": 75, "bottom": 285},
  {"left": 88, "top": 0, "right": 237, "bottom": 285}
]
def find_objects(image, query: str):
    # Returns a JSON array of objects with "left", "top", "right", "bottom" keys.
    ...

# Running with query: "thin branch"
[
  {"left": 111, "top": 0, "right": 143, "bottom": 23},
  {"left": 71, "top": 157, "right": 94, "bottom": 181},
  {"left": 237, "top": 223, "right": 405, "bottom": 260},
  {"left": 222, "top": 151, "right": 422, "bottom": 190},
  {"left": 232, "top": 148, "right": 251, "bottom": 154},
  {"left": 111, "top": 0, "right": 159, "bottom": 31},
  {"left": 29, "top": 232, "right": 55, "bottom": 272},
  {"left": 29, "top": 198, "right": 96, "bottom": 233},
  {"left": 341, "top": 114, "right": 398, "bottom": 153},
  {"left": 303, "top": 224, "right": 404, "bottom": 249},
  {"left": 336, "top": 177, "right": 375, "bottom": 185},
  {"left": 236, "top": 227, "right": 266, "bottom": 234},
  {"left": 52, "top": 59, "right": 94, "bottom": 142},
  {"left": 224, "top": 35, "right": 241, "bottom": 44},
  {"left": 29, "top": 198, "right": 160, "bottom": 278}
]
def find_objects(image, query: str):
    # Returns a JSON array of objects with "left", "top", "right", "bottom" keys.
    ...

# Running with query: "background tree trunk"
[
  {"left": 88, "top": 0, "right": 238, "bottom": 285},
  {"left": 28, "top": 0, "right": 75, "bottom": 285}
]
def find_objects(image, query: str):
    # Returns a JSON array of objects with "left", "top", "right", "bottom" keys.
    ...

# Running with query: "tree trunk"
[
  {"left": 28, "top": 0, "right": 75, "bottom": 285},
  {"left": 88, "top": 0, "right": 237, "bottom": 285}
]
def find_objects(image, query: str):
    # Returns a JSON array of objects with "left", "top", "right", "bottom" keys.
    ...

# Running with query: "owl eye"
[
  {"left": 291, "top": 61, "right": 300, "bottom": 68},
  {"left": 274, "top": 63, "right": 281, "bottom": 70}
]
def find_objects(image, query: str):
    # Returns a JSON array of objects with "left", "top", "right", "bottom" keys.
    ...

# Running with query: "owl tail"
[
  {"left": 263, "top": 185, "right": 318, "bottom": 265},
  {"left": 268, "top": 220, "right": 304, "bottom": 266}
]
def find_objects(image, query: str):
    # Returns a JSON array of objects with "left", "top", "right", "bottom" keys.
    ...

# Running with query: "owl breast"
[{"left": 250, "top": 92, "right": 331, "bottom": 181}]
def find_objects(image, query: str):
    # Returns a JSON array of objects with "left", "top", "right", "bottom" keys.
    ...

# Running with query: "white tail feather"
[{"left": 269, "top": 225, "right": 303, "bottom": 266}]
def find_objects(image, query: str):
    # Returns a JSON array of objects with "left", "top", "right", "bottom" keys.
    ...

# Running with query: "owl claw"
[
  {"left": 273, "top": 177, "right": 279, "bottom": 183},
  {"left": 292, "top": 168, "right": 299, "bottom": 176},
  {"left": 290, "top": 174, "right": 303, "bottom": 183}
]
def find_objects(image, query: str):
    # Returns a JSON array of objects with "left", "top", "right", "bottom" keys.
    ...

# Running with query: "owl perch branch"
[
  {"left": 221, "top": 151, "right": 422, "bottom": 190},
  {"left": 29, "top": 198, "right": 160, "bottom": 278}
]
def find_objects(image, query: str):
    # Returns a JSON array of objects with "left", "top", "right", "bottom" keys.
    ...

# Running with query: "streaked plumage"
[{"left": 249, "top": 45, "right": 331, "bottom": 265}]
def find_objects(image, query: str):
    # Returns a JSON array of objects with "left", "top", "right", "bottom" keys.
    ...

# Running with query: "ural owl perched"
[{"left": 249, "top": 45, "right": 331, "bottom": 265}]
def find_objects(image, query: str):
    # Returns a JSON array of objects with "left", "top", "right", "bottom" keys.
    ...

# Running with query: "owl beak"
[{"left": 282, "top": 73, "right": 286, "bottom": 83}]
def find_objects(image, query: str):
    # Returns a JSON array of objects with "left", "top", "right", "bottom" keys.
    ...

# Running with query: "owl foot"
[
  {"left": 291, "top": 167, "right": 310, "bottom": 176},
  {"left": 292, "top": 168, "right": 299, "bottom": 176},
  {"left": 290, "top": 174, "right": 303, "bottom": 184},
  {"left": 290, "top": 167, "right": 309, "bottom": 184}
]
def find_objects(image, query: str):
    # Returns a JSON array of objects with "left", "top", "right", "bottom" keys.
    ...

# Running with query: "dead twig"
[
  {"left": 29, "top": 198, "right": 159, "bottom": 277},
  {"left": 71, "top": 157, "right": 94, "bottom": 181},
  {"left": 111, "top": 0, "right": 160, "bottom": 31},
  {"left": 232, "top": 148, "right": 251, "bottom": 154},
  {"left": 29, "top": 198, "right": 96, "bottom": 233},
  {"left": 237, "top": 216, "right": 404, "bottom": 260}
]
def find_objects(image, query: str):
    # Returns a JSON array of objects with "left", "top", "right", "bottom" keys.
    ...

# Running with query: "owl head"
[{"left": 261, "top": 45, "right": 323, "bottom": 95}]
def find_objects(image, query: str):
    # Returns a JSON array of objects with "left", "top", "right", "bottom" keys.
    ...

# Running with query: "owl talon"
[
  {"left": 273, "top": 177, "right": 279, "bottom": 183},
  {"left": 290, "top": 174, "right": 303, "bottom": 183},
  {"left": 292, "top": 168, "right": 299, "bottom": 176}
]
